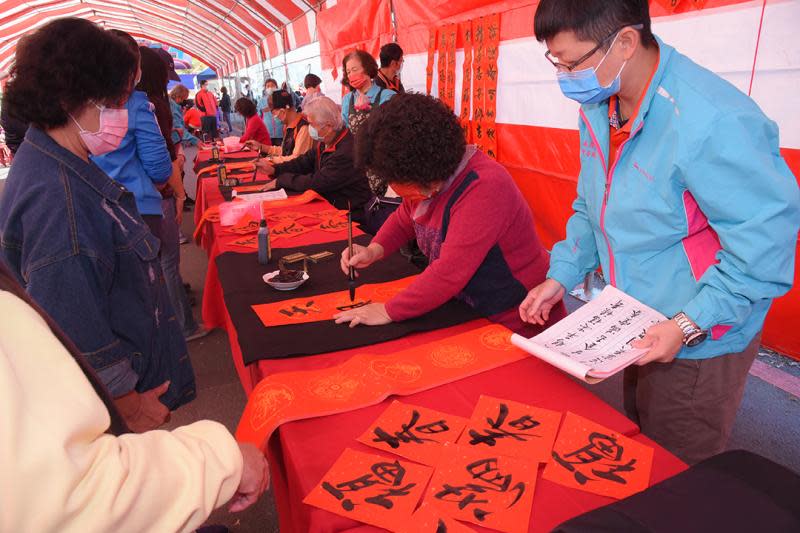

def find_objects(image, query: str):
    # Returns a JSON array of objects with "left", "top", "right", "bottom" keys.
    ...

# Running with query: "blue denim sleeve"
[
  {"left": 134, "top": 99, "right": 173, "bottom": 184},
  {"left": 25, "top": 253, "right": 139, "bottom": 396}
]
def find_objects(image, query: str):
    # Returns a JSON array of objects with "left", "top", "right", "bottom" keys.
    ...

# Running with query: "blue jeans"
[{"left": 161, "top": 197, "right": 199, "bottom": 337}]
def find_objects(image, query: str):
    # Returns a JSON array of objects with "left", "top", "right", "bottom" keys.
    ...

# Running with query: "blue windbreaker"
[{"left": 548, "top": 37, "right": 800, "bottom": 360}]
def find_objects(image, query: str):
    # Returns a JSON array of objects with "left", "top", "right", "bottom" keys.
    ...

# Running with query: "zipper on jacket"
[{"left": 580, "top": 109, "right": 643, "bottom": 287}]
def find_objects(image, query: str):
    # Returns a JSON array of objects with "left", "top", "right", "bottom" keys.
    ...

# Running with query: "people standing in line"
[
  {"left": 375, "top": 43, "right": 406, "bottom": 93},
  {"left": 522, "top": 0, "right": 800, "bottom": 464},
  {"left": 137, "top": 45, "right": 209, "bottom": 344},
  {"left": 259, "top": 78, "right": 284, "bottom": 146},
  {"left": 0, "top": 18, "right": 195, "bottom": 432},
  {"left": 244, "top": 89, "right": 312, "bottom": 164},
  {"left": 219, "top": 86, "right": 233, "bottom": 133},
  {"left": 195, "top": 78, "right": 219, "bottom": 140}
]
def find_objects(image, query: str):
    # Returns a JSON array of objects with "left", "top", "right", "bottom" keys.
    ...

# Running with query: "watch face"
[{"left": 686, "top": 332, "right": 708, "bottom": 347}]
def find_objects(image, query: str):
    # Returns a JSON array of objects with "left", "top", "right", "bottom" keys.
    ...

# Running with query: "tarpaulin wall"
[{"left": 318, "top": 0, "right": 800, "bottom": 359}]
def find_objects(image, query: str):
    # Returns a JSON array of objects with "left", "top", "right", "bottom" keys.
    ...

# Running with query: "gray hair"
[{"left": 303, "top": 96, "right": 343, "bottom": 130}]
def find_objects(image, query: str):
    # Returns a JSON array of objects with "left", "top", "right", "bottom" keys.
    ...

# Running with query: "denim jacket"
[{"left": 0, "top": 127, "right": 195, "bottom": 408}]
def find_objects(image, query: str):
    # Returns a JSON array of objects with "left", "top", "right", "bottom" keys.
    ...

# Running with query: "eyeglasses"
[{"left": 544, "top": 24, "right": 643, "bottom": 72}]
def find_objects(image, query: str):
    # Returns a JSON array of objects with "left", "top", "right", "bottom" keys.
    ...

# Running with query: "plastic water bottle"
[{"left": 258, "top": 217, "right": 271, "bottom": 265}]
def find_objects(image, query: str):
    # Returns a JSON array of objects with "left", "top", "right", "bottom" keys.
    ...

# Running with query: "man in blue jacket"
[{"left": 521, "top": 0, "right": 800, "bottom": 463}]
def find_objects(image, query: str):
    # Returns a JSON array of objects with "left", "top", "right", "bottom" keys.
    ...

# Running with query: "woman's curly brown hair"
[
  {"left": 4, "top": 18, "right": 138, "bottom": 129},
  {"left": 355, "top": 93, "right": 466, "bottom": 186},
  {"left": 341, "top": 50, "right": 379, "bottom": 91}
]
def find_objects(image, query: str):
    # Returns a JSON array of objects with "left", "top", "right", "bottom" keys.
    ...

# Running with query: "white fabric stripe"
[
  {"left": 400, "top": 2, "right": 799, "bottom": 149},
  {"left": 307, "top": 10, "right": 317, "bottom": 42},
  {"left": 287, "top": 23, "right": 298, "bottom": 50}
]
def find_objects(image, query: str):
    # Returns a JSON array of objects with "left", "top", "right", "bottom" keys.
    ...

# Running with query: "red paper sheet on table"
[
  {"left": 224, "top": 214, "right": 260, "bottom": 235},
  {"left": 457, "top": 395, "right": 562, "bottom": 462},
  {"left": 229, "top": 235, "right": 258, "bottom": 249},
  {"left": 270, "top": 220, "right": 313, "bottom": 241},
  {"left": 303, "top": 448, "right": 433, "bottom": 532},
  {"left": 251, "top": 275, "right": 416, "bottom": 327},
  {"left": 357, "top": 400, "right": 469, "bottom": 466},
  {"left": 315, "top": 216, "right": 349, "bottom": 233},
  {"left": 423, "top": 443, "right": 538, "bottom": 533},
  {"left": 236, "top": 324, "right": 527, "bottom": 450},
  {"left": 399, "top": 501, "right": 476, "bottom": 533},
  {"left": 544, "top": 411, "right": 654, "bottom": 500}
]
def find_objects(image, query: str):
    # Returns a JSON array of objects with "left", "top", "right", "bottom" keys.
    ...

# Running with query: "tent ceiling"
[{"left": 0, "top": 0, "right": 320, "bottom": 79}]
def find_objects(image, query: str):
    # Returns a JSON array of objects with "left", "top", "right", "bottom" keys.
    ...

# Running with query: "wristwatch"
[{"left": 672, "top": 312, "right": 708, "bottom": 347}]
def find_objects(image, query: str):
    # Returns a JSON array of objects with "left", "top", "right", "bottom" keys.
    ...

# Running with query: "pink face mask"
[
  {"left": 348, "top": 72, "right": 371, "bottom": 91},
  {"left": 71, "top": 103, "right": 129, "bottom": 156}
]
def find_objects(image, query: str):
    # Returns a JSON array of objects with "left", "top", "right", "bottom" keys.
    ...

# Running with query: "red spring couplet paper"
[
  {"left": 357, "top": 400, "right": 469, "bottom": 466},
  {"left": 229, "top": 235, "right": 258, "bottom": 250},
  {"left": 457, "top": 395, "right": 562, "bottom": 462},
  {"left": 543, "top": 411, "right": 654, "bottom": 499},
  {"left": 224, "top": 214, "right": 260, "bottom": 235},
  {"left": 398, "top": 501, "right": 476, "bottom": 533},
  {"left": 303, "top": 448, "right": 433, "bottom": 532},
  {"left": 236, "top": 323, "right": 527, "bottom": 451},
  {"left": 423, "top": 443, "right": 538, "bottom": 533},
  {"left": 251, "top": 275, "right": 416, "bottom": 327},
  {"left": 270, "top": 220, "right": 313, "bottom": 241}
]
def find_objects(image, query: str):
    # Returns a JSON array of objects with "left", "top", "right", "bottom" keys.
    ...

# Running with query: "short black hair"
[
  {"left": 221, "top": 86, "right": 228, "bottom": 94},
  {"left": 342, "top": 50, "right": 379, "bottom": 90},
  {"left": 356, "top": 93, "right": 465, "bottom": 187},
  {"left": 270, "top": 89, "right": 294, "bottom": 110},
  {"left": 265, "top": 78, "right": 278, "bottom": 88},
  {"left": 379, "top": 43, "right": 404, "bottom": 68},
  {"left": 200, "top": 79, "right": 209, "bottom": 87},
  {"left": 234, "top": 97, "right": 257, "bottom": 118},
  {"left": 5, "top": 18, "right": 137, "bottom": 128},
  {"left": 303, "top": 73, "right": 322, "bottom": 89},
  {"left": 534, "top": 0, "right": 655, "bottom": 49}
]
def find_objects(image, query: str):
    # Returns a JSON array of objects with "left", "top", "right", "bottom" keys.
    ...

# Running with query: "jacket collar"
[
  {"left": 322, "top": 128, "right": 348, "bottom": 153},
  {"left": 25, "top": 126, "right": 126, "bottom": 203},
  {"left": 582, "top": 36, "right": 674, "bottom": 137}
]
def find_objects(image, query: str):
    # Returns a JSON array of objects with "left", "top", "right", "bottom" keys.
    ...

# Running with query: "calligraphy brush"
[{"left": 347, "top": 201, "right": 356, "bottom": 302}]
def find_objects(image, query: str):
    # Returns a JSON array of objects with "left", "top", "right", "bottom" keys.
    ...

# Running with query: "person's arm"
[
  {"left": 0, "top": 291, "right": 246, "bottom": 533},
  {"left": 383, "top": 180, "right": 513, "bottom": 321},
  {"left": 275, "top": 147, "right": 352, "bottom": 194},
  {"left": 372, "top": 200, "right": 417, "bottom": 257},
  {"left": 547, "top": 167, "right": 601, "bottom": 292},
  {"left": 134, "top": 100, "right": 173, "bottom": 184},
  {"left": 680, "top": 112, "right": 800, "bottom": 331},
  {"left": 271, "top": 146, "right": 317, "bottom": 188}
]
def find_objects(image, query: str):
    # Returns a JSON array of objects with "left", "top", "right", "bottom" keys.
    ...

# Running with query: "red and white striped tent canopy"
[{"left": 0, "top": 0, "right": 322, "bottom": 79}]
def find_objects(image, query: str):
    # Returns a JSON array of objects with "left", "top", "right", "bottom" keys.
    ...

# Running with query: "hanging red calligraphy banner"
[
  {"left": 483, "top": 13, "right": 500, "bottom": 160},
  {"left": 471, "top": 17, "right": 487, "bottom": 154},
  {"left": 460, "top": 21, "right": 473, "bottom": 142},
  {"left": 426, "top": 28, "right": 437, "bottom": 96}
]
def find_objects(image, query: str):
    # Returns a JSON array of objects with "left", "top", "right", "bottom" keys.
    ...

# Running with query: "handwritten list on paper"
[{"left": 513, "top": 286, "right": 667, "bottom": 379}]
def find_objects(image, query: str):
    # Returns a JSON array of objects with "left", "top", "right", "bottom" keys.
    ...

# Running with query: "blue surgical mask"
[
  {"left": 308, "top": 125, "right": 324, "bottom": 142},
  {"left": 557, "top": 35, "right": 626, "bottom": 105}
]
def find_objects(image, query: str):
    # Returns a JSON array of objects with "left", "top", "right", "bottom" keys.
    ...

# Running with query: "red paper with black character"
[
  {"left": 304, "top": 448, "right": 433, "bottom": 532},
  {"left": 251, "top": 275, "right": 416, "bottom": 327},
  {"left": 423, "top": 443, "right": 538, "bottom": 533},
  {"left": 358, "top": 400, "right": 469, "bottom": 466},
  {"left": 457, "top": 395, "right": 562, "bottom": 462},
  {"left": 544, "top": 411, "right": 654, "bottom": 499}
]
